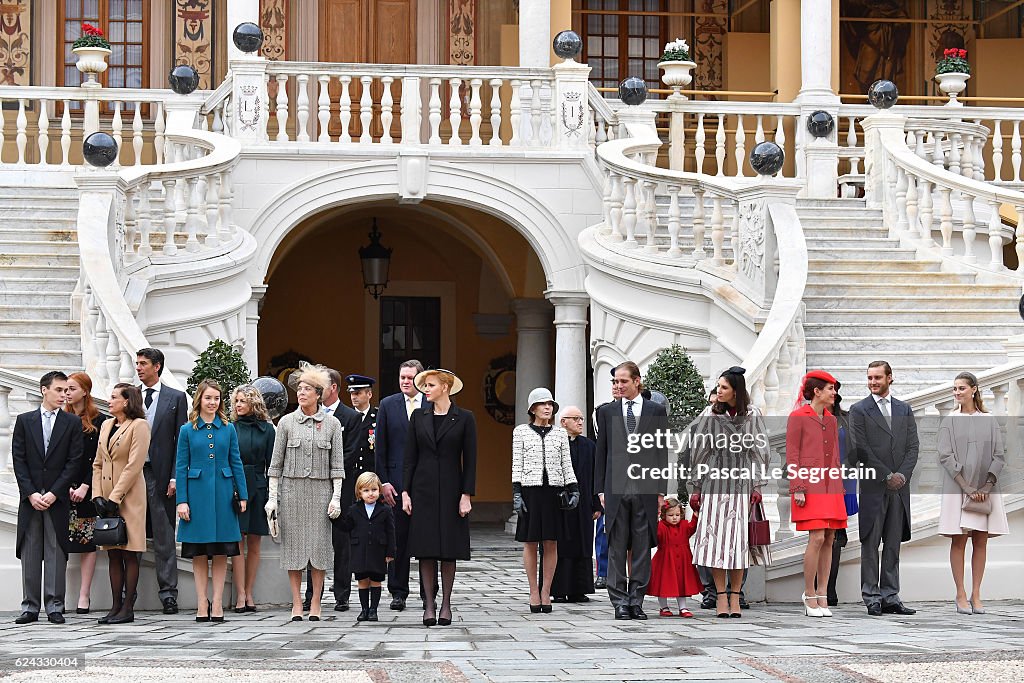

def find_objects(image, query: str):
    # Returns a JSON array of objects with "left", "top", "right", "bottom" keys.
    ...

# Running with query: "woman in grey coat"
[
  {"left": 266, "top": 364, "right": 345, "bottom": 621},
  {"left": 937, "top": 372, "right": 1008, "bottom": 615}
]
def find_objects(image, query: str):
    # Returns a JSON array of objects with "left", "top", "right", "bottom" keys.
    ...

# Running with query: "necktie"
[
  {"left": 406, "top": 397, "right": 415, "bottom": 419},
  {"left": 145, "top": 387, "right": 154, "bottom": 409},
  {"left": 879, "top": 397, "right": 892, "bottom": 427},
  {"left": 323, "top": 405, "right": 333, "bottom": 416},
  {"left": 42, "top": 410, "right": 54, "bottom": 452},
  {"left": 626, "top": 400, "right": 636, "bottom": 433}
]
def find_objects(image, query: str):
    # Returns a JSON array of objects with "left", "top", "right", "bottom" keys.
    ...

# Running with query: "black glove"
[
  {"left": 512, "top": 482, "right": 527, "bottom": 515},
  {"left": 564, "top": 483, "right": 580, "bottom": 511},
  {"left": 92, "top": 497, "right": 110, "bottom": 517}
]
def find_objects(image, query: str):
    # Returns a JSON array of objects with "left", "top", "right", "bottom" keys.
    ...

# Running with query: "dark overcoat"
[
  {"left": 13, "top": 408, "right": 84, "bottom": 558},
  {"left": 338, "top": 501, "right": 397, "bottom": 575},
  {"left": 403, "top": 403, "right": 477, "bottom": 560}
]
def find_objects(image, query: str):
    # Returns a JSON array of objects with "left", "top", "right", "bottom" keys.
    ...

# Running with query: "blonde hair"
[
  {"left": 231, "top": 384, "right": 270, "bottom": 422},
  {"left": 354, "top": 471, "right": 382, "bottom": 497},
  {"left": 660, "top": 496, "right": 683, "bottom": 521},
  {"left": 419, "top": 370, "right": 454, "bottom": 391},
  {"left": 189, "top": 378, "right": 229, "bottom": 427}
]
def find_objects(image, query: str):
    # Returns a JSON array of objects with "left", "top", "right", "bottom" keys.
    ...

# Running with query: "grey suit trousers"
[
  {"left": 859, "top": 491, "right": 905, "bottom": 607},
  {"left": 21, "top": 509, "right": 67, "bottom": 616},
  {"left": 606, "top": 494, "right": 653, "bottom": 608},
  {"left": 144, "top": 465, "right": 178, "bottom": 601}
]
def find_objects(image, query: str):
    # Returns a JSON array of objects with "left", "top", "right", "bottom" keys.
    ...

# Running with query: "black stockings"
[
  {"left": 107, "top": 549, "right": 140, "bottom": 616},
  {"left": 419, "top": 559, "right": 458, "bottom": 619}
]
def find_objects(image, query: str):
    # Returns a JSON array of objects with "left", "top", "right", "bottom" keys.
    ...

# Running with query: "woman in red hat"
[{"left": 786, "top": 370, "right": 848, "bottom": 618}]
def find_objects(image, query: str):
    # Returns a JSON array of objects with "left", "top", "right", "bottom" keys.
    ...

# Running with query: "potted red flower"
[
  {"left": 73, "top": 23, "right": 111, "bottom": 85},
  {"left": 934, "top": 48, "right": 970, "bottom": 107}
]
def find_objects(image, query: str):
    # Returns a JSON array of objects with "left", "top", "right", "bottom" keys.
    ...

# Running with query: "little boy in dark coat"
[{"left": 336, "top": 472, "right": 397, "bottom": 621}]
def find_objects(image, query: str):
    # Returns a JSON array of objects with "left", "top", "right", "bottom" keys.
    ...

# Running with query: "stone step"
[
  {"left": 803, "top": 294, "right": 1018, "bottom": 311},
  {"left": 803, "top": 321, "right": 1022, "bottom": 338},
  {"left": 0, "top": 206, "right": 79, "bottom": 219},
  {"left": 0, "top": 358, "right": 84, "bottom": 374},
  {"left": 0, "top": 239, "right": 80, "bottom": 254},
  {"left": 803, "top": 308, "right": 1021, "bottom": 323},
  {"left": 0, "top": 263, "right": 80, "bottom": 278},
  {"left": 0, "top": 290, "right": 74, "bottom": 306},
  {"left": 804, "top": 335, "right": 1008, "bottom": 352},
  {"left": 0, "top": 319, "right": 80, "bottom": 336},
  {"left": 796, "top": 198, "right": 873, "bottom": 210},
  {"left": 803, "top": 227, "right": 890, "bottom": 239},
  {"left": 0, "top": 304, "right": 73, "bottom": 321},
  {"left": 0, "top": 253, "right": 79, "bottom": 267},
  {"left": 0, "top": 195, "right": 79, "bottom": 209},
  {"left": 0, "top": 333, "right": 81, "bottom": 352},
  {"left": 803, "top": 282, "right": 1017, "bottom": 297},
  {"left": 807, "top": 259, "right": 942, "bottom": 272},
  {"left": 0, "top": 349, "right": 84, "bottom": 368},
  {"left": 806, "top": 246, "right": 918, "bottom": 260},
  {"left": 0, "top": 275, "right": 78, "bottom": 290},
  {"left": 805, "top": 269, "right": 974, "bottom": 284},
  {"left": 798, "top": 216, "right": 886, "bottom": 228},
  {"left": 805, "top": 237, "right": 901, "bottom": 249}
]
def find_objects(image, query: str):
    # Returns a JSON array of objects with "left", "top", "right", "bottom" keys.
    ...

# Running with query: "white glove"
[
  {"left": 265, "top": 477, "right": 280, "bottom": 536},
  {"left": 327, "top": 478, "right": 343, "bottom": 519}
]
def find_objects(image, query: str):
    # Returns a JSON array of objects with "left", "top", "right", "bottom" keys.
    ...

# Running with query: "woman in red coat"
[
  {"left": 648, "top": 498, "right": 702, "bottom": 617},
  {"left": 787, "top": 370, "right": 848, "bottom": 618}
]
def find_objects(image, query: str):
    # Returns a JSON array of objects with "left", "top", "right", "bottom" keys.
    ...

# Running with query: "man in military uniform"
[{"left": 329, "top": 374, "right": 379, "bottom": 611}]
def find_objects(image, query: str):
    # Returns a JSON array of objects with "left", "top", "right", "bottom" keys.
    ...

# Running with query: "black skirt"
[
  {"left": 181, "top": 541, "right": 240, "bottom": 558},
  {"left": 515, "top": 485, "right": 568, "bottom": 543}
]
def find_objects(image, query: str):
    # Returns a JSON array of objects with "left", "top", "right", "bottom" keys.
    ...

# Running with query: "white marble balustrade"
[{"left": 260, "top": 62, "right": 557, "bottom": 148}]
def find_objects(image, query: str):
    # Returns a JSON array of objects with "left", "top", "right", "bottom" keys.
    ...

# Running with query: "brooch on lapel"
[{"left": 316, "top": 422, "right": 322, "bottom": 432}]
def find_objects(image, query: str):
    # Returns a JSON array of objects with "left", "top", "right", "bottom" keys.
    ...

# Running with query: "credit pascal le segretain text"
[{"left": 626, "top": 462, "right": 878, "bottom": 484}]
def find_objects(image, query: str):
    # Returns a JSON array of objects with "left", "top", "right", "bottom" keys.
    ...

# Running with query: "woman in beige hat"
[
  {"left": 512, "top": 388, "right": 579, "bottom": 614},
  {"left": 402, "top": 368, "right": 476, "bottom": 626}
]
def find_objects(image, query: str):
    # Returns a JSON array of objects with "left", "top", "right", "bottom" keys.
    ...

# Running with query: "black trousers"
[{"left": 606, "top": 495, "right": 653, "bottom": 608}]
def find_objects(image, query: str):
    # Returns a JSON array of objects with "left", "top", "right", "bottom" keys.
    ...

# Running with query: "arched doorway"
[{"left": 256, "top": 200, "right": 564, "bottom": 517}]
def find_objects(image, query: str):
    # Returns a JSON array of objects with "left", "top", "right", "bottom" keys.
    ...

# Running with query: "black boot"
[
  {"left": 356, "top": 588, "right": 370, "bottom": 621},
  {"left": 368, "top": 587, "right": 381, "bottom": 621}
]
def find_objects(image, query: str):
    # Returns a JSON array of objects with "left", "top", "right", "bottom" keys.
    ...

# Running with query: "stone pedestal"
[{"left": 512, "top": 299, "right": 554, "bottom": 425}]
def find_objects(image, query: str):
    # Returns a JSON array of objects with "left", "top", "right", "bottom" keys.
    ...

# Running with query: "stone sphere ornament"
[
  {"left": 552, "top": 30, "right": 583, "bottom": 60},
  {"left": 82, "top": 132, "right": 118, "bottom": 167},
  {"left": 1019, "top": 293, "right": 1024, "bottom": 322},
  {"left": 168, "top": 64, "right": 199, "bottom": 95},
  {"left": 749, "top": 141, "right": 785, "bottom": 176},
  {"left": 868, "top": 79, "right": 899, "bottom": 109},
  {"left": 252, "top": 376, "right": 288, "bottom": 420},
  {"left": 232, "top": 21, "right": 264, "bottom": 53},
  {"left": 618, "top": 76, "right": 648, "bottom": 106},
  {"left": 806, "top": 110, "right": 834, "bottom": 138}
]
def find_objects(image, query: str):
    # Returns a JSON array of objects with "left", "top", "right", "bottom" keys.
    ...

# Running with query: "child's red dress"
[{"left": 648, "top": 518, "right": 702, "bottom": 598}]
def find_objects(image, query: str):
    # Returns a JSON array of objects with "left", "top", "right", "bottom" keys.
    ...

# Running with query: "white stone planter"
[
  {"left": 935, "top": 71, "right": 970, "bottom": 107},
  {"left": 73, "top": 46, "right": 111, "bottom": 86},
  {"left": 658, "top": 60, "right": 696, "bottom": 99}
]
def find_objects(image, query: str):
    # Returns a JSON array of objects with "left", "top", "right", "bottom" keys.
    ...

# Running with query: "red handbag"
[{"left": 748, "top": 501, "right": 771, "bottom": 547}]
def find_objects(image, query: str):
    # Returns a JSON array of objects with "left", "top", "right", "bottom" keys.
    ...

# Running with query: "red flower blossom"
[
  {"left": 943, "top": 48, "right": 953, "bottom": 57},
  {"left": 82, "top": 23, "right": 104, "bottom": 37},
  {"left": 958, "top": 49, "right": 967, "bottom": 58}
]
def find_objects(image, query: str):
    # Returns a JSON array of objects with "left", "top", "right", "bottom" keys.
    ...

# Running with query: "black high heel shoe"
[
  {"left": 438, "top": 606, "right": 452, "bottom": 626},
  {"left": 422, "top": 605, "right": 437, "bottom": 627},
  {"left": 197, "top": 600, "right": 211, "bottom": 623},
  {"left": 529, "top": 604, "right": 542, "bottom": 613},
  {"left": 727, "top": 591, "right": 742, "bottom": 618}
]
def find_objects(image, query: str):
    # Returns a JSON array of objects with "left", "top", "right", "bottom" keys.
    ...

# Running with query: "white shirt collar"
[
  {"left": 40, "top": 405, "right": 58, "bottom": 417},
  {"left": 323, "top": 400, "right": 341, "bottom": 414},
  {"left": 141, "top": 380, "right": 162, "bottom": 394},
  {"left": 406, "top": 393, "right": 422, "bottom": 406},
  {"left": 621, "top": 394, "right": 643, "bottom": 416}
]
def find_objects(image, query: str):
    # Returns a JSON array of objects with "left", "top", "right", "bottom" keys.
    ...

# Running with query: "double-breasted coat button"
[{"left": 209, "top": 443, "right": 215, "bottom": 449}]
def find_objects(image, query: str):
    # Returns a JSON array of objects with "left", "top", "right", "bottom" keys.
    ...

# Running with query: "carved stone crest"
[
  {"left": 561, "top": 90, "right": 584, "bottom": 137},
  {"left": 737, "top": 199, "right": 766, "bottom": 287}
]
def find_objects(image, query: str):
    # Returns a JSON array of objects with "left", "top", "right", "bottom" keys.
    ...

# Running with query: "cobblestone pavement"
[{"left": 1, "top": 527, "right": 1021, "bottom": 682}]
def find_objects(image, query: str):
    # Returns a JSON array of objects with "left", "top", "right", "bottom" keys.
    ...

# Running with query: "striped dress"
[{"left": 688, "top": 405, "right": 771, "bottom": 569}]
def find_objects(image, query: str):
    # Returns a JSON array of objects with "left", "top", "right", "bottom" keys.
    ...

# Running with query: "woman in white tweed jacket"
[{"left": 511, "top": 388, "right": 579, "bottom": 613}]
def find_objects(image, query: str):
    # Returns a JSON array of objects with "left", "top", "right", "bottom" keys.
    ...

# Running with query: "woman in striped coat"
[{"left": 688, "top": 367, "right": 770, "bottom": 618}]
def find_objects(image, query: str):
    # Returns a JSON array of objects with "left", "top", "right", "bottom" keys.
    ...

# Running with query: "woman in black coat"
[
  {"left": 64, "top": 372, "right": 108, "bottom": 614},
  {"left": 402, "top": 369, "right": 477, "bottom": 627}
]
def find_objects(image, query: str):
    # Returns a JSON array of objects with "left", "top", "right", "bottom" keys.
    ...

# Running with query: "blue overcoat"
[{"left": 175, "top": 416, "right": 248, "bottom": 544}]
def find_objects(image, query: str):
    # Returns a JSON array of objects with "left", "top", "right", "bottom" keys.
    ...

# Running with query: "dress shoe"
[
  {"left": 291, "top": 615, "right": 303, "bottom": 622},
  {"left": 308, "top": 615, "right": 320, "bottom": 622},
  {"left": 739, "top": 597, "right": 750, "bottom": 610},
  {"left": 971, "top": 604, "right": 986, "bottom": 615},
  {"left": 76, "top": 607, "right": 91, "bottom": 615},
  {"left": 867, "top": 603, "right": 883, "bottom": 616},
  {"left": 700, "top": 595, "right": 716, "bottom": 610},
  {"left": 356, "top": 609, "right": 369, "bottom": 622},
  {"left": 568, "top": 595, "right": 590, "bottom": 603},
  {"left": 827, "top": 596, "right": 838, "bottom": 607},
  {"left": 107, "top": 611, "right": 134, "bottom": 624},
  {"left": 594, "top": 576, "right": 607, "bottom": 589},
  {"left": 302, "top": 599, "right": 311, "bottom": 611},
  {"left": 955, "top": 601, "right": 972, "bottom": 615},
  {"left": 540, "top": 604, "right": 552, "bottom": 614},
  {"left": 14, "top": 612, "right": 38, "bottom": 624},
  {"left": 529, "top": 604, "right": 542, "bottom": 613},
  {"left": 679, "top": 609, "right": 694, "bottom": 618},
  {"left": 233, "top": 606, "right": 247, "bottom": 614},
  {"left": 614, "top": 605, "right": 632, "bottom": 620},
  {"left": 551, "top": 596, "right": 568, "bottom": 603},
  {"left": 368, "top": 609, "right": 378, "bottom": 622},
  {"left": 334, "top": 602, "right": 349, "bottom": 612},
  {"left": 629, "top": 605, "right": 648, "bottom": 620},
  {"left": 48, "top": 612, "right": 66, "bottom": 624},
  {"left": 659, "top": 607, "right": 673, "bottom": 617},
  {"left": 390, "top": 597, "right": 406, "bottom": 611},
  {"left": 882, "top": 602, "right": 916, "bottom": 615},
  {"left": 244, "top": 605, "right": 257, "bottom": 613},
  {"left": 162, "top": 598, "right": 178, "bottom": 615}
]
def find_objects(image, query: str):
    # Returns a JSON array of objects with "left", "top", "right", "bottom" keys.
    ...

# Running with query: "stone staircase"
[
  {"left": 799, "top": 198, "right": 1022, "bottom": 399},
  {"left": 0, "top": 186, "right": 82, "bottom": 378}
]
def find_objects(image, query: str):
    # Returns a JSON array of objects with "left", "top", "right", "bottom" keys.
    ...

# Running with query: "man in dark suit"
[
  {"left": 12, "top": 371, "right": 83, "bottom": 624},
  {"left": 375, "top": 359, "right": 431, "bottom": 610},
  {"left": 304, "top": 367, "right": 361, "bottom": 611},
  {"left": 595, "top": 361, "right": 669, "bottom": 620},
  {"left": 136, "top": 347, "right": 189, "bottom": 615},
  {"left": 850, "top": 360, "right": 919, "bottom": 616}
]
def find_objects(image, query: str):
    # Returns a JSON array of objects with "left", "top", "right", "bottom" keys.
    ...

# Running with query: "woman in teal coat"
[{"left": 175, "top": 379, "right": 248, "bottom": 622}]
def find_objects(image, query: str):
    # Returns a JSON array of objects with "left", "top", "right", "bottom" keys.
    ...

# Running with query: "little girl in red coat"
[{"left": 648, "top": 497, "right": 702, "bottom": 617}]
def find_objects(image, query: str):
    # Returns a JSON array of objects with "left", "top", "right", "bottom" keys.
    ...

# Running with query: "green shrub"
[
  {"left": 187, "top": 339, "right": 252, "bottom": 401},
  {"left": 644, "top": 344, "right": 707, "bottom": 424}
]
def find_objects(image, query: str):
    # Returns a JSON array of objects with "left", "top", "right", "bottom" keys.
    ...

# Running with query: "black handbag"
[
  {"left": 558, "top": 488, "right": 579, "bottom": 511},
  {"left": 231, "top": 488, "right": 242, "bottom": 514},
  {"left": 93, "top": 515, "right": 128, "bottom": 547}
]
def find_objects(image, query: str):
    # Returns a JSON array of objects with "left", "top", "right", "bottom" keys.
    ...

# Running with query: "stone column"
[
  {"left": 227, "top": 0, "right": 260, "bottom": 62},
  {"left": 512, "top": 299, "right": 554, "bottom": 425},
  {"left": 795, "top": 0, "right": 840, "bottom": 197},
  {"left": 798, "top": 0, "right": 834, "bottom": 102},
  {"left": 245, "top": 285, "right": 267, "bottom": 376},
  {"left": 547, "top": 291, "right": 589, "bottom": 434},
  {"left": 519, "top": 0, "right": 551, "bottom": 67}
]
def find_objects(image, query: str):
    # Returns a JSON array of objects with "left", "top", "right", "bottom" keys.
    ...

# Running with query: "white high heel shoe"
[
  {"left": 802, "top": 592, "right": 823, "bottom": 617},
  {"left": 814, "top": 596, "right": 832, "bottom": 617}
]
